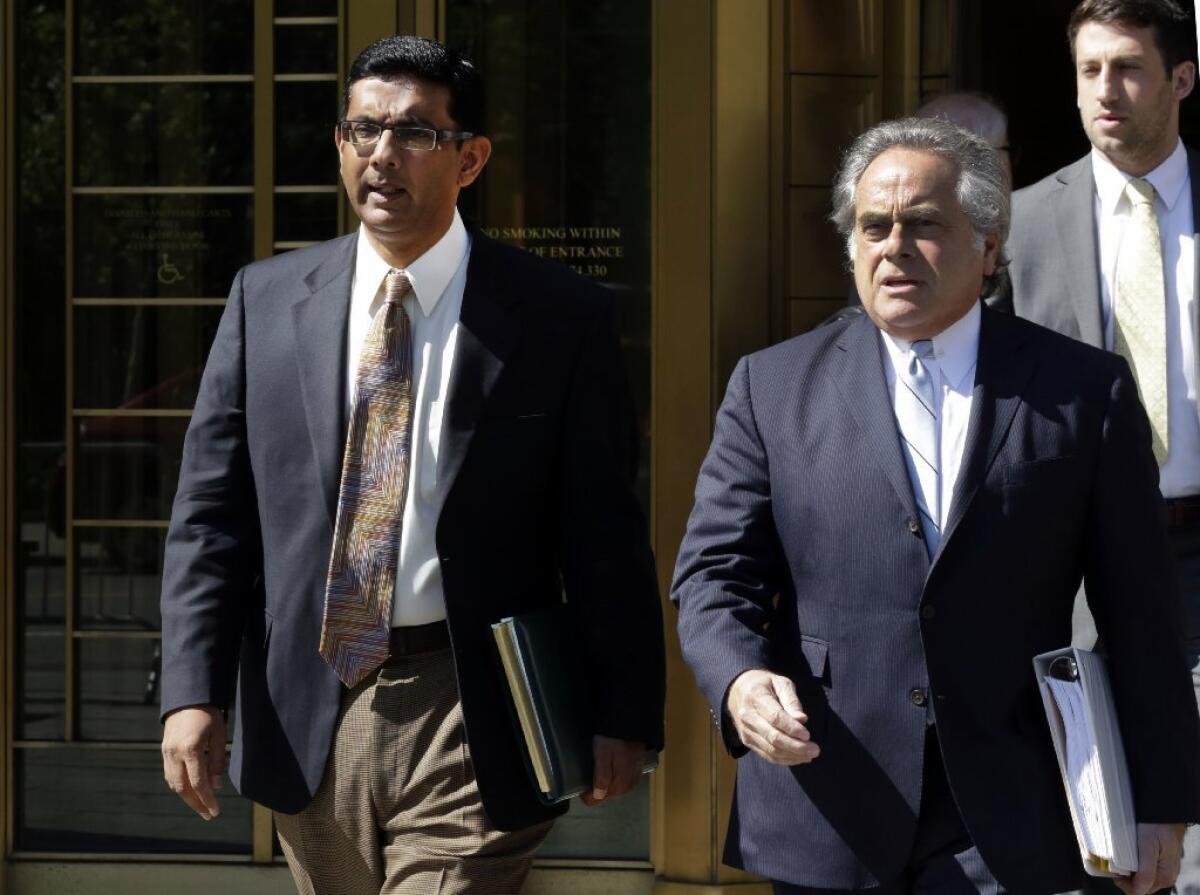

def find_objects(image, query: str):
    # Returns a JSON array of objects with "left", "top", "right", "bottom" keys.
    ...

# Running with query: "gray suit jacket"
[{"left": 1001, "top": 147, "right": 1200, "bottom": 349}]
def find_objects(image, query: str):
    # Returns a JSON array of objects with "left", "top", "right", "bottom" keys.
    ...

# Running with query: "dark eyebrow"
[
  {"left": 897, "top": 206, "right": 943, "bottom": 224},
  {"left": 352, "top": 113, "right": 437, "bottom": 129},
  {"left": 857, "top": 206, "right": 943, "bottom": 228},
  {"left": 857, "top": 211, "right": 893, "bottom": 228}
]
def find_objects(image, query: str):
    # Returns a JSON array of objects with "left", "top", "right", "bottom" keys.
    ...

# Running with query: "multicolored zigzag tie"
[{"left": 320, "top": 269, "right": 414, "bottom": 687}]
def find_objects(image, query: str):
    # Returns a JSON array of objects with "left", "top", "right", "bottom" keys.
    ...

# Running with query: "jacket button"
[
  {"left": 921, "top": 605, "right": 936, "bottom": 620},
  {"left": 907, "top": 518, "right": 921, "bottom": 535},
  {"left": 909, "top": 688, "right": 928, "bottom": 707}
]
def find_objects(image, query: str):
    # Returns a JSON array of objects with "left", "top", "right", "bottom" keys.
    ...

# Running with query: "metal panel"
[
  {"left": 789, "top": 75, "right": 880, "bottom": 187},
  {"left": 788, "top": 187, "right": 851, "bottom": 299},
  {"left": 789, "top": 0, "right": 881, "bottom": 75}
]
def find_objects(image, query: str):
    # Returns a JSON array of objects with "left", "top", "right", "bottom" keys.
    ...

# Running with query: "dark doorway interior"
[{"left": 955, "top": 0, "right": 1199, "bottom": 190}]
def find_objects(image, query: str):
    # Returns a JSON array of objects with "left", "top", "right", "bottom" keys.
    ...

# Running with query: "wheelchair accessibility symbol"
[{"left": 157, "top": 254, "right": 185, "bottom": 285}]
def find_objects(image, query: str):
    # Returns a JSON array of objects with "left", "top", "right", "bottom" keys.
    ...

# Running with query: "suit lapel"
[
  {"left": 290, "top": 233, "right": 356, "bottom": 527},
  {"left": 833, "top": 315, "right": 921, "bottom": 523},
  {"left": 1053, "top": 156, "right": 1105, "bottom": 347},
  {"left": 938, "top": 307, "right": 1036, "bottom": 553},
  {"left": 437, "top": 232, "right": 521, "bottom": 506}
]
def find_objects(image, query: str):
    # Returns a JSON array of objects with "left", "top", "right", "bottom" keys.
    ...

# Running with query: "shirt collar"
[
  {"left": 1092, "top": 139, "right": 1188, "bottom": 214},
  {"left": 881, "top": 299, "right": 981, "bottom": 391},
  {"left": 354, "top": 209, "right": 469, "bottom": 317}
]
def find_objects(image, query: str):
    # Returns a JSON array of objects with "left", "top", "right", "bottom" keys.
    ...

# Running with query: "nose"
[
  {"left": 881, "top": 223, "right": 912, "bottom": 260},
  {"left": 1095, "top": 63, "right": 1119, "bottom": 104},
  {"left": 369, "top": 129, "right": 402, "bottom": 167}
]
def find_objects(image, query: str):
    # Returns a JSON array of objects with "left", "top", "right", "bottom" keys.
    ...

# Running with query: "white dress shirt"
[
  {"left": 881, "top": 300, "right": 981, "bottom": 537},
  {"left": 1093, "top": 141, "right": 1200, "bottom": 496},
  {"left": 347, "top": 211, "right": 469, "bottom": 625}
]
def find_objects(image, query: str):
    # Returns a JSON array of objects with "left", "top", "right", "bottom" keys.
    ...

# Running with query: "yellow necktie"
[{"left": 1113, "top": 178, "right": 1168, "bottom": 465}]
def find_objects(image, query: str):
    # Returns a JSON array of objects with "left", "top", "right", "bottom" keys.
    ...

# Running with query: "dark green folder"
[{"left": 491, "top": 604, "right": 658, "bottom": 804}]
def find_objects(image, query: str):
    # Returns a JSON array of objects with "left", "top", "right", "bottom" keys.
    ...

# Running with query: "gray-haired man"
[{"left": 672, "top": 117, "right": 1199, "bottom": 894}]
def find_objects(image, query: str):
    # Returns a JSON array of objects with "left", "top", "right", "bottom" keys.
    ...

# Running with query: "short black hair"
[
  {"left": 340, "top": 35, "right": 483, "bottom": 133},
  {"left": 1068, "top": 0, "right": 1197, "bottom": 74}
]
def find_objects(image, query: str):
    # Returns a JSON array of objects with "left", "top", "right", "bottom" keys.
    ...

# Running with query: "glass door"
[
  {"left": 10, "top": 0, "right": 341, "bottom": 858},
  {"left": 442, "top": 0, "right": 654, "bottom": 864}
]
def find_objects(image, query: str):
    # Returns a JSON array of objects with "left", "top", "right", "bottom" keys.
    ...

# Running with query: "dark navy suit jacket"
[
  {"left": 672, "top": 305, "right": 1200, "bottom": 892},
  {"left": 159, "top": 229, "right": 665, "bottom": 830}
]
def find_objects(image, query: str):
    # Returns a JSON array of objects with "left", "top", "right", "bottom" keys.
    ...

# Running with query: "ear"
[
  {"left": 981, "top": 233, "right": 1000, "bottom": 276},
  {"left": 334, "top": 124, "right": 343, "bottom": 151},
  {"left": 1173, "top": 61, "right": 1196, "bottom": 102},
  {"left": 456, "top": 136, "right": 493, "bottom": 188}
]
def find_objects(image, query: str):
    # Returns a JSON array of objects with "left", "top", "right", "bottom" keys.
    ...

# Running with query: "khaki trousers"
[{"left": 274, "top": 648, "right": 552, "bottom": 895}]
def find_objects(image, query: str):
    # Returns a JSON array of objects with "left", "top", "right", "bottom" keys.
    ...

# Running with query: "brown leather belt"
[
  {"left": 1164, "top": 495, "right": 1200, "bottom": 530},
  {"left": 387, "top": 621, "right": 451, "bottom": 657}
]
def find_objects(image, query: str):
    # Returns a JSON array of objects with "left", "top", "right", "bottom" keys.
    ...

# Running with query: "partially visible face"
[
  {"left": 1073, "top": 21, "right": 1194, "bottom": 175},
  {"left": 852, "top": 147, "right": 998, "bottom": 341},
  {"left": 336, "top": 77, "right": 490, "bottom": 261}
]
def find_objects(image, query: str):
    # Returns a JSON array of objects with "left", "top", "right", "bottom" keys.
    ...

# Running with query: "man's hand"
[
  {"left": 727, "top": 669, "right": 819, "bottom": 765},
  {"left": 580, "top": 735, "right": 647, "bottom": 806},
  {"left": 161, "top": 705, "right": 226, "bottom": 820},
  {"left": 1116, "top": 823, "right": 1187, "bottom": 895}
]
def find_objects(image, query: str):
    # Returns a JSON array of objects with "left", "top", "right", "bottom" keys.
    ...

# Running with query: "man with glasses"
[{"left": 158, "top": 35, "right": 664, "bottom": 894}]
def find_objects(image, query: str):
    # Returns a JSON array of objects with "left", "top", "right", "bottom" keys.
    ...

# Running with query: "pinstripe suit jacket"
[
  {"left": 672, "top": 305, "right": 1200, "bottom": 892},
  {"left": 159, "top": 229, "right": 665, "bottom": 829}
]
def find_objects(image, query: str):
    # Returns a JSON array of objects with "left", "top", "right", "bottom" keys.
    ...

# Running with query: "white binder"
[{"left": 1033, "top": 647, "right": 1138, "bottom": 877}]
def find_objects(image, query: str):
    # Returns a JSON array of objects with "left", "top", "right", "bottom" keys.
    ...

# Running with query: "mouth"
[
  {"left": 880, "top": 276, "right": 922, "bottom": 294},
  {"left": 1095, "top": 113, "right": 1126, "bottom": 128},
  {"left": 366, "top": 182, "right": 406, "bottom": 201}
]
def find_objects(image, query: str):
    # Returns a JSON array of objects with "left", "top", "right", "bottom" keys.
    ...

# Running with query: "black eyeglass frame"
[{"left": 337, "top": 119, "right": 477, "bottom": 149}]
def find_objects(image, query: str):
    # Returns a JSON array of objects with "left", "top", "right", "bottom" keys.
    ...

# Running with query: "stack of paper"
[{"left": 1033, "top": 648, "right": 1138, "bottom": 877}]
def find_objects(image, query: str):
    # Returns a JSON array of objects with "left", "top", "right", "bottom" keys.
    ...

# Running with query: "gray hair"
[
  {"left": 915, "top": 92, "right": 1009, "bottom": 148},
  {"left": 831, "top": 117, "right": 1010, "bottom": 296}
]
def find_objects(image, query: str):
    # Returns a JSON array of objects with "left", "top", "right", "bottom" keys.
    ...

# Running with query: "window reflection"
[{"left": 445, "top": 0, "right": 653, "bottom": 861}]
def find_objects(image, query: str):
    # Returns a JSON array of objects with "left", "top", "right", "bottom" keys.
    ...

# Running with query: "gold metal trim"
[
  {"left": 651, "top": 0, "right": 720, "bottom": 887},
  {"left": 415, "top": 0, "right": 438, "bottom": 38},
  {"left": 64, "top": 0, "right": 78, "bottom": 747},
  {"left": 72, "top": 409, "right": 192, "bottom": 418},
  {"left": 273, "top": 241, "right": 318, "bottom": 250},
  {"left": 275, "top": 16, "right": 339, "bottom": 25},
  {"left": 73, "top": 298, "right": 227, "bottom": 307},
  {"left": 249, "top": 1, "right": 277, "bottom": 863},
  {"left": 11, "top": 852, "right": 253, "bottom": 863},
  {"left": 72, "top": 520, "right": 169, "bottom": 529},
  {"left": 72, "top": 186, "right": 254, "bottom": 195},
  {"left": 4, "top": 851, "right": 654, "bottom": 868},
  {"left": 70, "top": 631, "right": 162, "bottom": 640},
  {"left": 533, "top": 859, "right": 653, "bottom": 871},
  {"left": 273, "top": 73, "right": 338, "bottom": 82},
  {"left": 274, "top": 185, "right": 338, "bottom": 193},
  {"left": 71, "top": 75, "right": 254, "bottom": 84},
  {"left": 251, "top": 804, "right": 273, "bottom": 863},
  {"left": 253, "top": 0, "right": 275, "bottom": 262},
  {"left": 13, "top": 741, "right": 161, "bottom": 750}
]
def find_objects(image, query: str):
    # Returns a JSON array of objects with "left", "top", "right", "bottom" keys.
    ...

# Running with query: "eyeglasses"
[{"left": 338, "top": 120, "right": 475, "bottom": 150}]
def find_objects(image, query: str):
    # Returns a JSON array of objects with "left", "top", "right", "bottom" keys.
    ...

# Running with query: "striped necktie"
[
  {"left": 896, "top": 339, "right": 941, "bottom": 557},
  {"left": 320, "top": 269, "right": 414, "bottom": 687},
  {"left": 1114, "top": 177, "right": 1169, "bottom": 465}
]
